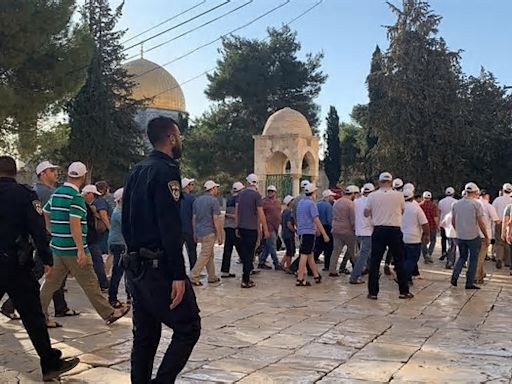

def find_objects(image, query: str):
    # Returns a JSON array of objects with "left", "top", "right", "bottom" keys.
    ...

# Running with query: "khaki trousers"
[
  {"left": 190, "top": 233, "right": 218, "bottom": 283},
  {"left": 329, "top": 233, "right": 356, "bottom": 274},
  {"left": 475, "top": 241, "right": 488, "bottom": 282},
  {"left": 494, "top": 224, "right": 510, "bottom": 263},
  {"left": 40, "top": 254, "right": 113, "bottom": 320}
]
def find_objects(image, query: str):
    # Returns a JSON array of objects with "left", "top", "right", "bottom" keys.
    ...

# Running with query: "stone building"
[{"left": 254, "top": 107, "right": 320, "bottom": 198}]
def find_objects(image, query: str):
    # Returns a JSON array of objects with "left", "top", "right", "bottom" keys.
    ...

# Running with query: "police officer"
[
  {"left": 0, "top": 156, "right": 79, "bottom": 380},
  {"left": 122, "top": 117, "right": 201, "bottom": 383}
]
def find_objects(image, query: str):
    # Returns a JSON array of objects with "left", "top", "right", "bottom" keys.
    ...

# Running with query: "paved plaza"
[{"left": 1, "top": 245, "right": 512, "bottom": 383}]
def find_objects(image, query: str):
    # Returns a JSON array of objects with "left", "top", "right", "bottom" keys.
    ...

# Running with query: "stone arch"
[
  {"left": 301, "top": 151, "right": 317, "bottom": 177},
  {"left": 265, "top": 151, "right": 289, "bottom": 175}
]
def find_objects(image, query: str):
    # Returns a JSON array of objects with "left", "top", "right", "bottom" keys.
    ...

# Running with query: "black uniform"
[
  {"left": 122, "top": 150, "right": 201, "bottom": 384},
  {"left": 0, "top": 177, "right": 62, "bottom": 373}
]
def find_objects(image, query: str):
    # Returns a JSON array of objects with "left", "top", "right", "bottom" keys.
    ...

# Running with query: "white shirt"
[
  {"left": 365, "top": 187, "right": 405, "bottom": 227},
  {"left": 441, "top": 212, "right": 457, "bottom": 238},
  {"left": 438, "top": 196, "right": 457, "bottom": 224},
  {"left": 492, "top": 194, "right": 512, "bottom": 220},
  {"left": 401, "top": 201, "right": 428, "bottom": 244},
  {"left": 479, "top": 198, "right": 499, "bottom": 239},
  {"left": 354, "top": 195, "right": 373, "bottom": 236}
]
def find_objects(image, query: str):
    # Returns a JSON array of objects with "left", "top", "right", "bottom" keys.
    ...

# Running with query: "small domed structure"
[{"left": 262, "top": 107, "right": 312, "bottom": 137}]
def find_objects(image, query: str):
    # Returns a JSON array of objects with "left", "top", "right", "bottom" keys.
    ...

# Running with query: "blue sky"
[{"left": 110, "top": 0, "right": 512, "bottom": 132}]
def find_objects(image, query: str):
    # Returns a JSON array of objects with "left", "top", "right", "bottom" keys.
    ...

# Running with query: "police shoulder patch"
[
  {"left": 168, "top": 180, "right": 181, "bottom": 202},
  {"left": 32, "top": 200, "right": 43, "bottom": 215}
]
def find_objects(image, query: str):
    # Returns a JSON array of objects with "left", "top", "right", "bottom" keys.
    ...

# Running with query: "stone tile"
[
  {"left": 353, "top": 342, "right": 418, "bottom": 362},
  {"left": 277, "top": 354, "right": 342, "bottom": 373},
  {"left": 316, "top": 329, "right": 375, "bottom": 349},
  {"left": 61, "top": 367, "right": 130, "bottom": 383},
  {"left": 237, "top": 365, "right": 324, "bottom": 383},
  {"left": 295, "top": 342, "right": 356, "bottom": 361},
  {"left": 328, "top": 359, "right": 404, "bottom": 381},
  {"left": 182, "top": 368, "right": 246, "bottom": 382},
  {"left": 230, "top": 346, "right": 291, "bottom": 364},
  {"left": 257, "top": 333, "right": 312, "bottom": 349},
  {"left": 203, "top": 357, "right": 268, "bottom": 374}
]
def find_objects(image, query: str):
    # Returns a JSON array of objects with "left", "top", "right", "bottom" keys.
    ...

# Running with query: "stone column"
[{"left": 291, "top": 173, "right": 301, "bottom": 196}]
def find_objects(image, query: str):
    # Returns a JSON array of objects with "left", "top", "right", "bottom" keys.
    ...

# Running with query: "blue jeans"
[
  {"left": 90, "top": 243, "right": 109, "bottom": 289},
  {"left": 259, "top": 231, "right": 279, "bottom": 266},
  {"left": 350, "top": 236, "right": 371, "bottom": 280},
  {"left": 446, "top": 238, "right": 457, "bottom": 266},
  {"left": 108, "top": 244, "right": 126, "bottom": 303},
  {"left": 404, "top": 243, "right": 421, "bottom": 281},
  {"left": 452, "top": 237, "right": 481, "bottom": 287},
  {"left": 421, "top": 229, "right": 437, "bottom": 258}
]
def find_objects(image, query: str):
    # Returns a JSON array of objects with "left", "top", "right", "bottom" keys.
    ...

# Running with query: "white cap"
[
  {"left": 403, "top": 183, "right": 415, "bottom": 191},
  {"left": 379, "top": 172, "right": 392, "bottom": 182},
  {"left": 267, "top": 185, "right": 277, "bottom": 192},
  {"left": 68, "top": 162, "right": 87, "bottom": 178},
  {"left": 232, "top": 182, "right": 244, "bottom": 192},
  {"left": 362, "top": 183, "right": 375, "bottom": 193},
  {"left": 422, "top": 191, "right": 432, "bottom": 199},
  {"left": 181, "top": 178, "right": 194, "bottom": 189},
  {"left": 392, "top": 178, "right": 404, "bottom": 189},
  {"left": 114, "top": 188, "right": 124, "bottom": 202},
  {"left": 462, "top": 190, "right": 467, "bottom": 197},
  {"left": 322, "top": 189, "right": 336, "bottom": 198},
  {"left": 36, "top": 161, "right": 59, "bottom": 175},
  {"left": 304, "top": 183, "right": 318, "bottom": 194},
  {"left": 403, "top": 188, "right": 415, "bottom": 200},
  {"left": 82, "top": 184, "right": 101, "bottom": 195},
  {"left": 465, "top": 182, "right": 479, "bottom": 193},
  {"left": 246, "top": 173, "right": 258, "bottom": 185},
  {"left": 344, "top": 185, "right": 360, "bottom": 194},
  {"left": 445, "top": 187, "right": 455, "bottom": 196},
  {"left": 204, "top": 180, "right": 220, "bottom": 191},
  {"left": 503, "top": 183, "right": 512, "bottom": 194},
  {"left": 300, "top": 180, "right": 310, "bottom": 189},
  {"left": 283, "top": 195, "right": 294, "bottom": 205}
]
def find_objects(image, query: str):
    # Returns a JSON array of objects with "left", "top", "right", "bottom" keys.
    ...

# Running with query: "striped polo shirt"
[{"left": 43, "top": 183, "right": 89, "bottom": 256}]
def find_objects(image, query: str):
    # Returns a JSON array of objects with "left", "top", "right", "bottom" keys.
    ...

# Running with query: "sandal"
[
  {"left": 109, "top": 301, "right": 124, "bottom": 309},
  {"left": 105, "top": 306, "right": 130, "bottom": 326},
  {"left": 241, "top": 280, "right": 256, "bottom": 289},
  {"left": 0, "top": 308, "right": 20, "bottom": 320},
  {"left": 349, "top": 278, "right": 365, "bottom": 284},
  {"left": 296, "top": 279, "right": 311, "bottom": 287},
  {"left": 313, "top": 275, "right": 322, "bottom": 284},
  {"left": 55, "top": 309, "right": 80, "bottom": 318},
  {"left": 191, "top": 281, "right": 203, "bottom": 287},
  {"left": 46, "top": 320, "right": 63, "bottom": 329},
  {"left": 399, "top": 293, "right": 415, "bottom": 299}
]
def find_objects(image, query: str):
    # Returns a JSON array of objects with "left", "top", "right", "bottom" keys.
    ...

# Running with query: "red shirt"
[
  {"left": 262, "top": 197, "right": 282, "bottom": 233},
  {"left": 419, "top": 200, "right": 438, "bottom": 230}
]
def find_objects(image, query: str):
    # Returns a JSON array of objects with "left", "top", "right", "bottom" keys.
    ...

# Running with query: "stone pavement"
[{"left": 1, "top": 245, "right": 512, "bottom": 383}]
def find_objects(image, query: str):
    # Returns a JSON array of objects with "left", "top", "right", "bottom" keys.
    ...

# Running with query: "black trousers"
[
  {"left": 221, "top": 228, "right": 242, "bottom": 273},
  {"left": 440, "top": 227, "right": 447, "bottom": 255},
  {"left": 128, "top": 266, "right": 201, "bottom": 384},
  {"left": 182, "top": 233, "right": 197, "bottom": 270},
  {"left": 314, "top": 225, "right": 333, "bottom": 267},
  {"left": 238, "top": 229, "right": 258, "bottom": 283},
  {"left": 0, "top": 265, "right": 59, "bottom": 370},
  {"left": 368, "top": 226, "right": 409, "bottom": 296}
]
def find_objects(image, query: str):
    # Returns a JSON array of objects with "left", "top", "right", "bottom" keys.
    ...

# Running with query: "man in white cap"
[
  {"left": 280, "top": 195, "right": 296, "bottom": 270},
  {"left": 365, "top": 172, "right": 412, "bottom": 299},
  {"left": 314, "top": 189, "right": 336, "bottom": 271},
  {"left": 419, "top": 191, "right": 438, "bottom": 264},
  {"left": 190, "top": 181, "right": 222, "bottom": 286},
  {"left": 236, "top": 173, "right": 269, "bottom": 288},
  {"left": 492, "top": 183, "right": 512, "bottom": 269},
  {"left": 292, "top": 180, "right": 311, "bottom": 219},
  {"left": 221, "top": 182, "right": 244, "bottom": 278},
  {"left": 180, "top": 178, "right": 197, "bottom": 271},
  {"left": 34, "top": 161, "right": 59, "bottom": 205},
  {"left": 258, "top": 185, "right": 283, "bottom": 270},
  {"left": 40, "top": 162, "right": 129, "bottom": 327},
  {"left": 392, "top": 178, "right": 404, "bottom": 191},
  {"left": 438, "top": 187, "right": 457, "bottom": 261},
  {"left": 451, "top": 182, "right": 489, "bottom": 289},
  {"left": 350, "top": 183, "right": 375, "bottom": 284},
  {"left": 329, "top": 185, "right": 358, "bottom": 276}
]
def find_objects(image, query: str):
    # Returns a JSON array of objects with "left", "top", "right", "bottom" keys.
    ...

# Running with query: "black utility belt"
[
  {"left": 374, "top": 225, "right": 401, "bottom": 230},
  {"left": 123, "top": 248, "right": 163, "bottom": 270}
]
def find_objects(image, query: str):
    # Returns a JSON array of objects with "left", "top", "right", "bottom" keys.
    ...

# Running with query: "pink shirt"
[{"left": 331, "top": 197, "right": 355, "bottom": 235}]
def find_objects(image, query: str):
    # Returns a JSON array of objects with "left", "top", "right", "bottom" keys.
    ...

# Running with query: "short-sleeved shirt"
[
  {"left": 479, "top": 199, "right": 499, "bottom": 239},
  {"left": 281, "top": 208, "right": 294, "bottom": 240},
  {"left": 43, "top": 183, "right": 88, "bottom": 256},
  {"left": 33, "top": 182, "right": 55, "bottom": 206},
  {"left": 332, "top": 198, "right": 355, "bottom": 235},
  {"left": 180, "top": 191, "right": 195, "bottom": 235},
  {"left": 452, "top": 197, "right": 484, "bottom": 240},
  {"left": 355, "top": 195, "right": 373, "bottom": 236},
  {"left": 193, "top": 193, "right": 221, "bottom": 237},
  {"left": 317, "top": 200, "right": 333, "bottom": 227},
  {"left": 108, "top": 207, "right": 125, "bottom": 246},
  {"left": 92, "top": 196, "right": 109, "bottom": 215},
  {"left": 366, "top": 188, "right": 405, "bottom": 227},
  {"left": 401, "top": 201, "right": 428, "bottom": 244},
  {"left": 419, "top": 200, "right": 438, "bottom": 230},
  {"left": 224, "top": 194, "right": 239, "bottom": 229},
  {"left": 438, "top": 196, "right": 457, "bottom": 223},
  {"left": 262, "top": 197, "right": 281, "bottom": 233},
  {"left": 296, "top": 198, "right": 319, "bottom": 235},
  {"left": 493, "top": 195, "right": 512, "bottom": 220},
  {"left": 237, "top": 187, "right": 263, "bottom": 230}
]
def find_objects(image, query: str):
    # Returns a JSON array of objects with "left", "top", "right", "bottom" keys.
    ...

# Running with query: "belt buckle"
[{"left": 152, "top": 259, "right": 158, "bottom": 268}]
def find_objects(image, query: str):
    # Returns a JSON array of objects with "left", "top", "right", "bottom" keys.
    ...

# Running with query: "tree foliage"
[
  {"left": 64, "top": 0, "right": 144, "bottom": 186},
  {"left": 323, "top": 106, "right": 341, "bottom": 187}
]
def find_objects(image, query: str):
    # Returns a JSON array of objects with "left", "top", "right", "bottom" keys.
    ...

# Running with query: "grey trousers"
[{"left": 329, "top": 233, "right": 356, "bottom": 273}]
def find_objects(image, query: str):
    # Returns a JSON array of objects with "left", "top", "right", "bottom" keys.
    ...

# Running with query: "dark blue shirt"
[
  {"left": 317, "top": 200, "right": 333, "bottom": 227},
  {"left": 180, "top": 191, "right": 195, "bottom": 235},
  {"left": 281, "top": 208, "right": 294, "bottom": 240}
]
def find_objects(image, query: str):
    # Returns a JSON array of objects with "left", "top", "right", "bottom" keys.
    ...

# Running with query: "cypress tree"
[{"left": 323, "top": 106, "right": 341, "bottom": 187}]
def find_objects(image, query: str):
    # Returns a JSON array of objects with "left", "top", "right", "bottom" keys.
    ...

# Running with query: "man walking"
[
  {"left": 365, "top": 172, "right": 412, "bottom": 300},
  {"left": 419, "top": 191, "right": 438, "bottom": 263},
  {"left": 314, "top": 190, "right": 336, "bottom": 271},
  {"left": 475, "top": 190, "right": 499, "bottom": 284},
  {"left": 40, "top": 162, "right": 129, "bottom": 328},
  {"left": 181, "top": 177, "right": 197, "bottom": 271},
  {"left": 329, "top": 185, "right": 358, "bottom": 276},
  {"left": 221, "top": 182, "right": 244, "bottom": 278},
  {"left": 258, "top": 185, "right": 282, "bottom": 270},
  {"left": 122, "top": 116, "right": 201, "bottom": 383},
  {"left": 190, "top": 180, "right": 223, "bottom": 286},
  {"left": 492, "top": 183, "right": 512, "bottom": 269},
  {"left": 438, "top": 187, "right": 457, "bottom": 261},
  {"left": 450, "top": 183, "right": 489, "bottom": 289}
]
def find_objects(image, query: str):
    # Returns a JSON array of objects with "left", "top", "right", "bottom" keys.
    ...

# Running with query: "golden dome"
[
  {"left": 124, "top": 58, "right": 186, "bottom": 112},
  {"left": 262, "top": 107, "right": 312, "bottom": 136}
]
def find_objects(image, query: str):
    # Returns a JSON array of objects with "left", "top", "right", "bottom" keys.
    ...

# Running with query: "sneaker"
[
  {"left": 465, "top": 285, "right": 481, "bottom": 290},
  {"left": 42, "top": 357, "right": 80, "bottom": 381},
  {"left": 340, "top": 268, "right": 351, "bottom": 275},
  {"left": 439, "top": 254, "right": 446, "bottom": 261},
  {"left": 221, "top": 273, "right": 236, "bottom": 278},
  {"left": 274, "top": 264, "right": 284, "bottom": 271},
  {"left": 106, "top": 306, "right": 130, "bottom": 326},
  {"left": 450, "top": 277, "right": 457, "bottom": 287},
  {"left": 328, "top": 273, "right": 340, "bottom": 277},
  {"left": 241, "top": 280, "right": 256, "bottom": 288},
  {"left": 349, "top": 278, "right": 365, "bottom": 284},
  {"left": 258, "top": 263, "right": 272, "bottom": 270},
  {"left": 367, "top": 294, "right": 378, "bottom": 300},
  {"left": 496, "top": 260, "right": 502, "bottom": 269},
  {"left": 399, "top": 292, "right": 414, "bottom": 299}
]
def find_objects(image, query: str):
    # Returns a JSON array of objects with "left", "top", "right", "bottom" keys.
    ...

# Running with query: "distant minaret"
[{"left": 140, "top": 44, "right": 144, "bottom": 59}]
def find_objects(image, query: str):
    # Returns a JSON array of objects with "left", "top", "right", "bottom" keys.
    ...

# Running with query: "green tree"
[
  {"left": 323, "top": 106, "right": 341, "bottom": 187},
  {"left": 339, "top": 122, "right": 364, "bottom": 184},
  {"left": 0, "top": 0, "right": 92, "bottom": 155},
  {"left": 65, "top": 0, "right": 143, "bottom": 186}
]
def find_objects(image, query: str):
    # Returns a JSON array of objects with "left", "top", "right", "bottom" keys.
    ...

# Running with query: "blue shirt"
[
  {"left": 296, "top": 198, "right": 319, "bottom": 235},
  {"left": 281, "top": 208, "right": 294, "bottom": 239},
  {"left": 180, "top": 191, "right": 195, "bottom": 235},
  {"left": 317, "top": 200, "right": 333, "bottom": 227},
  {"left": 193, "top": 193, "right": 221, "bottom": 237},
  {"left": 33, "top": 182, "right": 55, "bottom": 205},
  {"left": 108, "top": 207, "right": 125, "bottom": 245}
]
